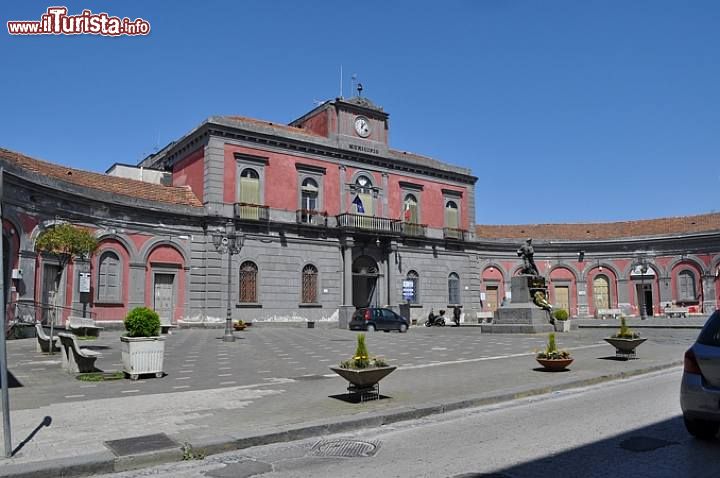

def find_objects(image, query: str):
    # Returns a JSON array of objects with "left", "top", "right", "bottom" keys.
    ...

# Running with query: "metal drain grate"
[
  {"left": 105, "top": 433, "right": 179, "bottom": 457},
  {"left": 311, "top": 439, "right": 380, "bottom": 458},
  {"left": 619, "top": 436, "right": 678, "bottom": 453}
]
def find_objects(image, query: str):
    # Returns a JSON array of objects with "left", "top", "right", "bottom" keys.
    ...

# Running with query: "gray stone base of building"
[
  {"left": 338, "top": 305, "right": 355, "bottom": 329},
  {"left": 481, "top": 303, "right": 554, "bottom": 334}
]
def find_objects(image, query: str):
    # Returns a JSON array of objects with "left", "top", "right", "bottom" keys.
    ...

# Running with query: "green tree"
[{"left": 35, "top": 223, "right": 98, "bottom": 351}]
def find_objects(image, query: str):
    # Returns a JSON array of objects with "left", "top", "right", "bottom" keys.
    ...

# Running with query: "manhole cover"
[
  {"left": 619, "top": 436, "right": 678, "bottom": 453},
  {"left": 311, "top": 439, "right": 380, "bottom": 457},
  {"left": 105, "top": 433, "right": 179, "bottom": 456}
]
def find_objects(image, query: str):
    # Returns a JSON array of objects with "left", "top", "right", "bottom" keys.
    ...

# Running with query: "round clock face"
[{"left": 354, "top": 116, "right": 371, "bottom": 138}]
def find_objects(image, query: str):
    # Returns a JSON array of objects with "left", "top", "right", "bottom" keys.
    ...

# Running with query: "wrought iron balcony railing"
[
  {"left": 443, "top": 227, "right": 467, "bottom": 241},
  {"left": 296, "top": 209, "right": 328, "bottom": 226},
  {"left": 400, "top": 222, "right": 427, "bottom": 237},
  {"left": 234, "top": 203, "right": 270, "bottom": 221},
  {"left": 336, "top": 213, "right": 401, "bottom": 233}
]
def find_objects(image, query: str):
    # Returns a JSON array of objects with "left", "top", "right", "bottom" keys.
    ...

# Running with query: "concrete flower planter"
[
  {"left": 536, "top": 358, "right": 573, "bottom": 371},
  {"left": 121, "top": 336, "right": 166, "bottom": 380},
  {"left": 553, "top": 320, "right": 571, "bottom": 333},
  {"left": 604, "top": 337, "right": 647, "bottom": 359},
  {"left": 329, "top": 366, "right": 397, "bottom": 388}
]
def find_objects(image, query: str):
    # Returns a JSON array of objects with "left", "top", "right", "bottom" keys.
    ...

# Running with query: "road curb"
[{"left": 0, "top": 359, "right": 683, "bottom": 478}]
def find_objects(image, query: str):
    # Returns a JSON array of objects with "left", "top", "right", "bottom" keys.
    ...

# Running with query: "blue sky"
[{"left": 2, "top": 1, "right": 719, "bottom": 225}]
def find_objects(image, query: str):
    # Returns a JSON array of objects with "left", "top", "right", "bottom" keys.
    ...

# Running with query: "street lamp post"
[
  {"left": 638, "top": 257, "right": 649, "bottom": 320},
  {"left": 212, "top": 221, "right": 244, "bottom": 342}
]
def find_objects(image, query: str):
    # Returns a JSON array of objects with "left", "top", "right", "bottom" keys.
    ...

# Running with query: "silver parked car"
[{"left": 681, "top": 310, "right": 720, "bottom": 440}]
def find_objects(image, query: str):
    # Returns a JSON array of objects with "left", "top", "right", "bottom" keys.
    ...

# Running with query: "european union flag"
[{"left": 352, "top": 195, "right": 365, "bottom": 214}]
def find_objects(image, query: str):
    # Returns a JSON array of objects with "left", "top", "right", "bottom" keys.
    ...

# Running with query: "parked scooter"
[{"left": 425, "top": 310, "right": 447, "bottom": 327}]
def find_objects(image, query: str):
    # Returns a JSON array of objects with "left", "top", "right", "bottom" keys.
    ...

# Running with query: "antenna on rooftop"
[
  {"left": 339, "top": 65, "right": 343, "bottom": 98},
  {"left": 351, "top": 74, "right": 357, "bottom": 97}
]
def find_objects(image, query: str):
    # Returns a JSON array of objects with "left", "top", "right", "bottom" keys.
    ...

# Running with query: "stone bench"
[
  {"left": 477, "top": 311, "right": 494, "bottom": 324},
  {"left": 665, "top": 307, "right": 689, "bottom": 318},
  {"left": 596, "top": 308, "right": 622, "bottom": 320},
  {"left": 35, "top": 323, "right": 59, "bottom": 353},
  {"left": 57, "top": 332, "right": 102, "bottom": 373},
  {"left": 160, "top": 317, "right": 177, "bottom": 334},
  {"left": 68, "top": 316, "right": 103, "bottom": 337}
]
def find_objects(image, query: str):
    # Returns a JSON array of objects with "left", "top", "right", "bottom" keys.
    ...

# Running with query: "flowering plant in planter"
[
  {"left": 339, "top": 334, "right": 388, "bottom": 369},
  {"left": 612, "top": 316, "right": 640, "bottom": 339},
  {"left": 536, "top": 332, "right": 572, "bottom": 361}
]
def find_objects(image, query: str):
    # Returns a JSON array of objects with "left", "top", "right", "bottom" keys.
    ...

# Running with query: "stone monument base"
[
  {"left": 481, "top": 305, "right": 554, "bottom": 334},
  {"left": 480, "top": 275, "right": 554, "bottom": 334}
]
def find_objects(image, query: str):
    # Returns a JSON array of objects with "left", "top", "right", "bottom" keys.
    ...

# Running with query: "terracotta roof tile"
[
  {"left": 0, "top": 147, "right": 203, "bottom": 208},
  {"left": 476, "top": 213, "right": 720, "bottom": 240}
]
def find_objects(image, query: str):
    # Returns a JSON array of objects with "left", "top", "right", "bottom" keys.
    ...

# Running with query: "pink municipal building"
[{"left": 2, "top": 95, "right": 719, "bottom": 328}]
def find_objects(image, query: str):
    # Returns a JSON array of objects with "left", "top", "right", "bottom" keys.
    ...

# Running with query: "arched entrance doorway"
[{"left": 353, "top": 255, "right": 379, "bottom": 308}]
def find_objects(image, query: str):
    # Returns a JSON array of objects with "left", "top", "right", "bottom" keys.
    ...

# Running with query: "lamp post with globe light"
[{"left": 212, "top": 221, "right": 244, "bottom": 342}]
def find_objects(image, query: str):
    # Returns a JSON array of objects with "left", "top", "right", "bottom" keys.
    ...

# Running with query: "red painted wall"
[
  {"left": 129, "top": 233, "right": 151, "bottom": 252},
  {"left": 91, "top": 240, "right": 131, "bottom": 322},
  {"left": 299, "top": 110, "right": 329, "bottom": 137},
  {"left": 386, "top": 175, "right": 467, "bottom": 229},
  {"left": 145, "top": 245, "right": 186, "bottom": 322},
  {"left": 223, "top": 144, "right": 341, "bottom": 214},
  {"left": 172, "top": 148, "right": 204, "bottom": 202}
]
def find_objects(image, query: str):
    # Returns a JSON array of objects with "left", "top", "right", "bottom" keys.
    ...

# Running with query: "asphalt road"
[
  {"left": 92, "top": 368, "right": 720, "bottom": 478},
  {"left": 6, "top": 327, "right": 699, "bottom": 410}
]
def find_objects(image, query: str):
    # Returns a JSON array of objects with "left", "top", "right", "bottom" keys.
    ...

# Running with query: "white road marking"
[
  {"left": 121, "top": 390, "right": 140, "bottom": 394},
  {"left": 64, "top": 394, "right": 85, "bottom": 399}
]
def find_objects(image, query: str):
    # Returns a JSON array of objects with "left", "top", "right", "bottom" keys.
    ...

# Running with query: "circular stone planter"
[{"left": 536, "top": 358, "right": 573, "bottom": 371}]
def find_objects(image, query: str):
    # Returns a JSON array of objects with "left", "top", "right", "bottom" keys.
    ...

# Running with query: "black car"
[{"left": 349, "top": 307, "right": 409, "bottom": 333}]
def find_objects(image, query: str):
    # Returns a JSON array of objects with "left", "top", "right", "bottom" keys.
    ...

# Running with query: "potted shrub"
[
  {"left": 536, "top": 332, "right": 573, "bottom": 371},
  {"left": 121, "top": 307, "right": 166, "bottom": 380},
  {"left": 604, "top": 316, "right": 647, "bottom": 359},
  {"left": 330, "top": 334, "right": 396, "bottom": 397},
  {"left": 552, "top": 309, "right": 571, "bottom": 332}
]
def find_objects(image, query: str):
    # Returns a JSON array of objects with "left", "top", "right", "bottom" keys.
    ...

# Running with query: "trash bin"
[
  {"left": 307, "top": 321, "right": 315, "bottom": 329},
  {"left": 399, "top": 303, "right": 411, "bottom": 324}
]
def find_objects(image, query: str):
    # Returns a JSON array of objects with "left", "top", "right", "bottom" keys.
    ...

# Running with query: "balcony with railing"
[
  {"left": 400, "top": 222, "right": 427, "bottom": 237},
  {"left": 336, "top": 213, "right": 401, "bottom": 234},
  {"left": 234, "top": 203, "right": 270, "bottom": 222},
  {"left": 296, "top": 209, "right": 328, "bottom": 226},
  {"left": 443, "top": 227, "right": 468, "bottom": 241}
]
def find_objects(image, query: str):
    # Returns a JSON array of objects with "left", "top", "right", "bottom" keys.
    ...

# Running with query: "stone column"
[
  {"left": 379, "top": 253, "right": 387, "bottom": 307},
  {"left": 339, "top": 240, "right": 354, "bottom": 329}
]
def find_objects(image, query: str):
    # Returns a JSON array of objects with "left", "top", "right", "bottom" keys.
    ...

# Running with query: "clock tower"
[{"left": 290, "top": 96, "right": 390, "bottom": 156}]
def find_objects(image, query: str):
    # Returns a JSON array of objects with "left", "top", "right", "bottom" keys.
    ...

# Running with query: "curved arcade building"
[{"left": 2, "top": 96, "right": 719, "bottom": 328}]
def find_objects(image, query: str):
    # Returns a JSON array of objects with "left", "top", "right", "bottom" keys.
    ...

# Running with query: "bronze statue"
[{"left": 517, "top": 238, "right": 539, "bottom": 276}]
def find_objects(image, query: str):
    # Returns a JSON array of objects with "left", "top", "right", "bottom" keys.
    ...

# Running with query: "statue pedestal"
[{"left": 481, "top": 275, "right": 554, "bottom": 334}]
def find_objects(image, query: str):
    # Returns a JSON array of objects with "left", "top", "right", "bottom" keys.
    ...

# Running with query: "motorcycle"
[{"left": 424, "top": 314, "right": 446, "bottom": 327}]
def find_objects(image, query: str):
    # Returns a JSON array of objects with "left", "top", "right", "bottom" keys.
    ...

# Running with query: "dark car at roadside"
[
  {"left": 681, "top": 310, "right": 720, "bottom": 440},
  {"left": 349, "top": 307, "right": 409, "bottom": 333}
]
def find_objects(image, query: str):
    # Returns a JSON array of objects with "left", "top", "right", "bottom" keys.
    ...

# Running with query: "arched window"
[
  {"left": 403, "top": 194, "right": 419, "bottom": 223},
  {"left": 404, "top": 270, "right": 419, "bottom": 304},
  {"left": 97, "top": 251, "right": 121, "bottom": 302},
  {"left": 678, "top": 270, "right": 697, "bottom": 302},
  {"left": 301, "top": 178, "right": 319, "bottom": 212},
  {"left": 445, "top": 201, "right": 459, "bottom": 229},
  {"left": 239, "top": 261, "right": 258, "bottom": 303},
  {"left": 301, "top": 264, "right": 318, "bottom": 304},
  {"left": 448, "top": 272, "right": 461, "bottom": 305},
  {"left": 352, "top": 175, "right": 374, "bottom": 215},
  {"left": 593, "top": 274, "right": 610, "bottom": 310},
  {"left": 239, "top": 168, "right": 260, "bottom": 205}
]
